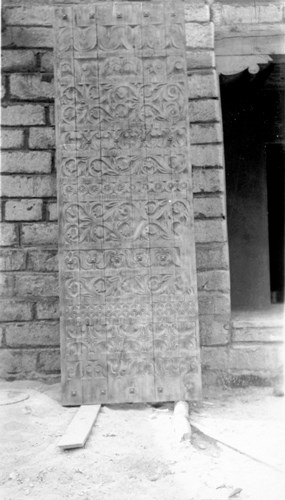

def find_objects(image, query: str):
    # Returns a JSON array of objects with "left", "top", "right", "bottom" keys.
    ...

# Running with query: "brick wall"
[
  {"left": 1, "top": 3, "right": 59, "bottom": 379},
  {"left": 184, "top": 5, "right": 232, "bottom": 383},
  {"left": 7, "top": 0, "right": 280, "bottom": 385}
]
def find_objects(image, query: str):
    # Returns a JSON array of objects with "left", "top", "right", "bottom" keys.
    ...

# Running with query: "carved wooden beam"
[
  {"left": 216, "top": 54, "right": 273, "bottom": 75},
  {"left": 215, "top": 22, "right": 285, "bottom": 75}
]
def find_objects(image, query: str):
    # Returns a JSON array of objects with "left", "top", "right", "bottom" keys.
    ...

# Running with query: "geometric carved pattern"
[{"left": 54, "top": 1, "right": 201, "bottom": 405}]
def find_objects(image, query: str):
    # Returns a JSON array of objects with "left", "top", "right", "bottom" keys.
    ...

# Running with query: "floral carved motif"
[{"left": 55, "top": 1, "right": 201, "bottom": 405}]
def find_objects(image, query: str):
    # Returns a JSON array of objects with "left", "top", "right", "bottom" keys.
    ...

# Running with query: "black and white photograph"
[{"left": 0, "top": 1, "right": 284, "bottom": 499}]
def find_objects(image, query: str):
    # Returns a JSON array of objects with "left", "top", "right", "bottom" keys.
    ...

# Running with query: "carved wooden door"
[{"left": 54, "top": 1, "right": 202, "bottom": 405}]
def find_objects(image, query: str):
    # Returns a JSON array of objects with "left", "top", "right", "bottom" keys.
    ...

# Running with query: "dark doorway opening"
[
  {"left": 266, "top": 143, "right": 285, "bottom": 303},
  {"left": 220, "top": 56, "right": 285, "bottom": 310}
]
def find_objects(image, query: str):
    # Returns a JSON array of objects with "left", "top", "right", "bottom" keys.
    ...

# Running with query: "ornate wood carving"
[
  {"left": 216, "top": 54, "right": 273, "bottom": 75},
  {"left": 54, "top": 1, "right": 201, "bottom": 405}
]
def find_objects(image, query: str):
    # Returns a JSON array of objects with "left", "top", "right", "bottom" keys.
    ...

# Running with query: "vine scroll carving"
[{"left": 54, "top": 1, "right": 201, "bottom": 405}]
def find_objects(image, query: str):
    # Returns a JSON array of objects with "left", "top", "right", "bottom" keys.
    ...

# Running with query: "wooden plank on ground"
[{"left": 58, "top": 405, "right": 101, "bottom": 450}]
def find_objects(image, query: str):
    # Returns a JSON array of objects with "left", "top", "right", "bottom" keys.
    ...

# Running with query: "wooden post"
[{"left": 173, "top": 401, "right": 192, "bottom": 442}]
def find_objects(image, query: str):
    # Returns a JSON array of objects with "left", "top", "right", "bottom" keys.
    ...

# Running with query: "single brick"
[
  {"left": 27, "top": 249, "right": 58, "bottom": 272},
  {"left": 0, "top": 273, "right": 15, "bottom": 297},
  {"left": 10, "top": 74, "right": 54, "bottom": 100},
  {"left": 47, "top": 202, "right": 58, "bottom": 221},
  {"left": 1, "top": 128, "right": 24, "bottom": 149},
  {"left": 0, "top": 327, "right": 3, "bottom": 346},
  {"left": 229, "top": 345, "right": 283, "bottom": 372},
  {"left": 37, "top": 348, "right": 60, "bottom": 372},
  {"left": 191, "top": 144, "right": 224, "bottom": 167},
  {"left": 18, "top": 349, "right": 39, "bottom": 374},
  {"left": 198, "top": 292, "right": 231, "bottom": 316},
  {"left": 1, "top": 49, "right": 36, "bottom": 72},
  {"left": 196, "top": 243, "right": 229, "bottom": 270},
  {"left": 186, "top": 50, "right": 215, "bottom": 73},
  {"left": 1, "top": 151, "right": 52, "bottom": 173},
  {"left": 200, "top": 314, "right": 231, "bottom": 346},
  {"left": 36, "top": 299, "right": 59, "bottom": 320},
  {"left": 195, "top": 219, "right": 228, "bottom": 243},
  {"left": 5, "top": 200, "right": 40, "bottom": 226},
  {"left": 5, "top": 321, "right": 59, "bottom": 347},
  {"left": 1, "top": 27, "right": 13, "bottom": 48},
  {"left": 29, "top": 127, "right": 55, "bottom": 149},
  {"left": 0, "top": 349, "right": 37, "bottom": 377},
  {"left": 185, "top": 2, "right": 210, "bottom": 22},
  {"left": 185, "top": 22, "right": 214, "bottom": 49},
  {"left": 0, "top": 299, "right": 33, "bottom": 321},
  {"left": 22, "top": 223, "right": 58, "bottom": 246},
  {"left": 0, "top": 350, "right": 12, "bottom": 377},
  {"left": 2, "top": 27, "right": 53, "bottom": 48},
  {"left": 0, "top": 350, "right": 14, "bottom": 377},
  {"left": 193, "top": 168, "right": 224, "bottom": 193},
  {"left": 201, "top": 346, "right": 229, "bottom": 370},
  {"left": 193, "top": 195, "right": 226, "bottom": 219},
  {"left": 49, "top": 105, "right": 55, "bottom": 126},
  {"left": 14, "top": 273, "right": 59, "bottom": 297},
  {"left": 40, "top": 51, "right": 54, "bottom": 72},
  {"left": 3, "top": 6, "right": 53, "bottom": 26},
  {"left": 189, "top": 99, "right": 221, "bottom": 123},
  {"left": 1, "top": 82, "right": 6, "bottom": 99},
  {"left": 186, "top": 51, "right": 215, "bottom": 70},
  {"left": 1, "top": 175, "right": 56, "bottom": 197},
  {"left": 5, "top": 199, "right": 43, "bottom": 221},
  {"left": 0, "top": 249, "right": 26, "bottom": 271},
  {"left": 0, "top": 223, "right": 18, "bottom": 246},
  {"left": 197, "top": 270, "right": 230, "bottom": 292},
  {"left": 1, "top": 104, "right": 45, "bottom": 126},
  {"left": 190, "top": 123, "right": 223, "bottom": 145},
  {"left": 188, "top": 71, "right": 219, "bottom": 99}
]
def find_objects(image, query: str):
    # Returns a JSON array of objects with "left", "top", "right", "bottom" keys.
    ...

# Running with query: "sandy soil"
[{"left": 0, "top": 381, "right": 284, "bottom": 500}]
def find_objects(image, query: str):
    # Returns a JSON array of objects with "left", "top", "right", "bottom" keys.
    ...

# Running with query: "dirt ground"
[{"left": 0, "top": 381, "right": 284, "bottom": 500}]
